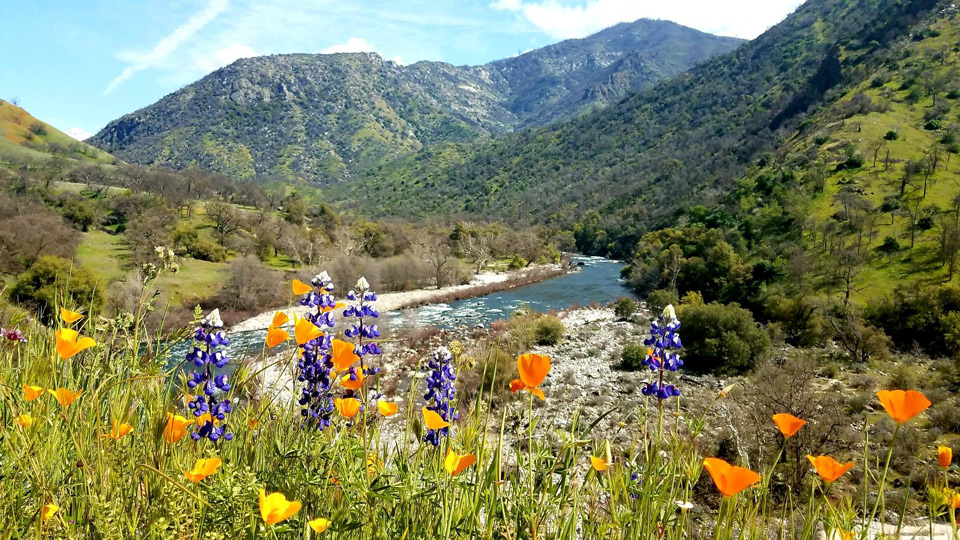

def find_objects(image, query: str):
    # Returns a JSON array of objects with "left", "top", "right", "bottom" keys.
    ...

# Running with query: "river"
[{"left": 165, "top": 256, "right": 634, "bottom": 363}]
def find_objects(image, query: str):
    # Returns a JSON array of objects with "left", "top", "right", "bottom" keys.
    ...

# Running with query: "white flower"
[
  {"left": 202, "top": 309, "right": 223, "bottom": 328},
  {"left": 314, "top": 271, "right": 331, "bottom": 284},
  {"left": 662, "top": 304, "right": 677, "bottom": 321},
  {"left": 154, "top": 246, "right": 165, "bottom": 255},
  {"left": 355, "top": 276, "right": 370, "bottom": 291},
  {"left": 675, "top": 500, "right": 694, "bottom": 510}
]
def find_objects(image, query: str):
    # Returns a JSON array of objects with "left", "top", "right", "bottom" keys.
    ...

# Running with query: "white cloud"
[
  {"left": 490, "top": 0, "right": 803, "bottom": 40},
  {"left": 196, "top": 42, "right": 258, "bottom": 72},
  {"left": 320, "top": 37, "right": 376, "bottom": 54},
  {"left": 105, "top": 0, "right": 230, "bottom": 94},
  {"left": 390, "top": 55, "right": 405, "bottom": 65}
]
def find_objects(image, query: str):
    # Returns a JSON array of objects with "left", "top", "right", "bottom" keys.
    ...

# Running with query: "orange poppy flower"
[
  {"left": 259, "top": 489, "right": 301, "bottom": 525},
  {"left": 292, "top": 279, "right": 313, "bottom": 295},
  {"left": 444, "top": 448, "right": 477, "bottom": 476},
  {"left": 265, "top": 327, "right": 290, "bottom": 348},
  {"left": 702, "top": 457, "right": 761, "bottom": 497},
  {"left": 184, "top": 457, "right": 222, "bottom": 483},
  {"left": 16, "top": 413, "right": 33, "bottom": 428},
  {"left": 377, "top": 401, "right": 398, "bottom": 417},
  {"left": 48, "top": 388, "right": 81, "bottom": 407},
  {"left": 807, "top": 455, "right": 854, "bottom": 483},
  {"left": 772, "top": 413, "right": 806, "bottom": 439},
  {"left": 60, "top": 308, "right": 83, "bottom": 324},
  {"left": 339, "top": 372, "right": 366, "bottom": 391},
  {"left": 106, "top": 420, "right": 134, "bottom": 440},
  {"left": 55, "top": 328, "right": 96, "bottom": 359},
  {"left": 423, "top": 407, "right": 451, "bottom": 430},
  {"left": 876, "top": 389, "right": 931, "bottom": 425},
  {"left": 509, "top": 353, "right": 551, "bottom": 401},
  {"left": 41, "top": 504, "right": 59, "bottom": 521},
  {"left": 294, "top": 317, "right": 323, "bottom": 346},
  {"left": 248, "top": 417, "right": 259, "bottom": 429},
  {"left": 331, "top": 339, "right": 359, "bottom": 372},
  {"left": 309, "top": 518, "right": 331, "bottom": 533},
  {"left": 940, "top": 445, "right": 953, "bottom": 469},
  {"left": 22, "top": 384, "right": 45, "bottom": 401},
  {"left": 946, "top": 488, "right": 960, "bottom": 509},
  {"left": 334, "top": 398, "right": 361, "bottom": 419},
  {"left": 590, "top": 456, "right": 612, "bottom": 472},
  {"left": 270, "top": 311, "right": 289, "bottom": 328},
  {"left": 163, "top": 413, "right": 192, "bottom": 443}
]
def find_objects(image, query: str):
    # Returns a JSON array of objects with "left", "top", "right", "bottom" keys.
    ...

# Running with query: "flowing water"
[{"left": 166, "top": 256, "right": 634, "bottom": 364}]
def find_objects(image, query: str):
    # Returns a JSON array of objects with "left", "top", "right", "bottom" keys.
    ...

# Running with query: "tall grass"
[{"left": 0, "top": 271, "right": 952, "bottom": 539}]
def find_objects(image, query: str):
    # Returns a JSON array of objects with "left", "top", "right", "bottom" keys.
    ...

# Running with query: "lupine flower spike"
[
  {"left": 703, "top": 458, "right": 761, "bottom": 497},
  {"left": 423, "top": 346, "right": 457, "bottom": 445},
  {"left": 295, "top": 272, "right": 341, "bottom": 429},
  {"left": 340, "top": 276, "right": 383, "bottom": 404},
  {"left": 186, "top": 310, "right": 233, "bottom": 442},
  {"left": 772, "top": 413, "right": 806, "bottom": 438},
  {"left": 259, "top": 489, "right": 301, "bottom": 525},
  {"left": 641, "top": 305, "right": 682, "bottom": 400},
  {"left": 876, "top": 389, "right": 931, "bottom": 424}
]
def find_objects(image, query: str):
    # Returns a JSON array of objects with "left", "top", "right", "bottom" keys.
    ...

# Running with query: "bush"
[
  {"left": 28, "top": 122, "right": 47, "bottom": 136},
  {"left": 884, "top": 130, "right": 899, "bottom": 141},
  {"left": 877, "top": 236, "right": 901, "bottom": 254},
  {"left": 620, "top": 344, "right": 647, "bottom": 370},
  {"left": 679, "top": 302, "right": 770, "bottom": 375},
  {"left": 9, "top": 256, "right": 103, "bottom": 323},
  {"left": 507, "top": 255, "right": 528, "bottom": 270},
  {"left": 925, "top": 119, "right": 943, "bottom": 131},
  {"left": 188, "top": 239, "right": 228, "bottom": 263},
  {"left": 646, "top": 289, "right": 679, "bottom": 317},
  {"left": 614, "top": 297, "right": 637, "bottom": 321},
  {"left": 534, "top": 315, "right": 565, "bottom": 345},
  {"left": 215, "top": 257, "right": 284, "bottom": 312}
]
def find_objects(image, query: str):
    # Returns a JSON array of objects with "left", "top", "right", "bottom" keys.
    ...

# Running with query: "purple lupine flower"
[
  {"left": 187, "top": 309, "right": 233, "bottom": 442},
  {"left": 297, "top": 272, "right": 338, "bottom": 429},
  {"left": 1, "top": 327, "right": 27, "bottom": 345},
  {"left": 343, "top": 276, "right": 382, "bottom": 379},
  {"left": 641, "top": 305, "right": 683, "bottom": 400},
  {"left": 423, "top": 346, "right": 457, "bottom": 446}
]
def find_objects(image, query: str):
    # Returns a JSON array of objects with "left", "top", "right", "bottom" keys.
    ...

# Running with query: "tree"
[
  {"left": 206, "top": 201, "right": 244, "bottom": 246},
  {"left": 61, "top": 196, "right": 98, "bottom": 232},
  {"left": 9, "top": 256, "right": 103, "bottom": 323},
  {"left": 416, "top": 235, "right": 456, "bottom": 288}
]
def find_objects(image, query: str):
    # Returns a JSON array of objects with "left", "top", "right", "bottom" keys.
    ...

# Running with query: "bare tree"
[{"left": 206, "top": 201, "right": 244, "bottom": 246}]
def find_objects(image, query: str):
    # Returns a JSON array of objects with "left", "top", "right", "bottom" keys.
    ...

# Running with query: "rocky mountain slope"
[{"left": 89, "top": 19, "right": 742, "bottom": 181}]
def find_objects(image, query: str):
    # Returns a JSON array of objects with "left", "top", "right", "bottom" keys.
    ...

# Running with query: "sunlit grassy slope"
[{"left": 0, "top": 99, "right": 114, "bottom": 166}]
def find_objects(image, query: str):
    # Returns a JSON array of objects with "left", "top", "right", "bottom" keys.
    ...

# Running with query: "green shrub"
[
  {"left": 679, "top": 302, "right": 770, "bottom": 375},
  {"left": 189, "top": 239, "right": 228, "bottom": 263},
  {"left": 646, "top": 289, "right": 679, "bottom": 317},
  {"left": 884, "top": 130, "right": 899, "bottom": 141},
  {"left": 925, "top": 119, "right": 943, "bottom": 131},
  {"left": 507, "top": 255, "right": 527, "bottom": 270},
  {"left": 9, "top": 256, "right": 103, "bottom": 323},
  {"left": 613, "top": 297, "right": 637, "bottom": 321},
  {"left": 620, "top": 344, "right": 647, "bottom": 370},
  {"left": 534, "top": 315, "right": 565, "bottom": 345}
]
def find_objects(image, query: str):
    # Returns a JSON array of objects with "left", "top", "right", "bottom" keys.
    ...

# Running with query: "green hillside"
[{"left": 0, "top": 99, "right": 114, "bottom": 166}]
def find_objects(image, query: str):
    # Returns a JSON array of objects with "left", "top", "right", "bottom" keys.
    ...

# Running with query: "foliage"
[
  {"left": 533, "top": 314, "right": 565, "bottom": 345},
  {"left": 619, "top": 343, "right": 647, "bottom": 370},
  {"left": 8, "top": 255, "right": 103, "bottom": 323},
  {"left": 613, "top": 297, "right": 637, "bottom": 321},
  {"left": 678, "top": 301, "right": 770, "bottom": 375}
]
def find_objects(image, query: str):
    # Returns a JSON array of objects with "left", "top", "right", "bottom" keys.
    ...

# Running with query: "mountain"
[
  {"left": 0, "top": 100, "right": 114, "bottom": 167},
  {"left": 333, "top": 0, "right": 946, "bottom": 257},
  {"left": 65, "top": 127, "right": 93, "bottom": 141},
  {"left": 89, "top": 20, "right": 742, "bottom": 180}
]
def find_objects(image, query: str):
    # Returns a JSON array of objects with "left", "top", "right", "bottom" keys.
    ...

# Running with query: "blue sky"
[{"left": 2, "top": 0, "right": 802, "bottom": 135}]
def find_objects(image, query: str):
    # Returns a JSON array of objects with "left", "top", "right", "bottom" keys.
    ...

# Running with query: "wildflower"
[
  {"left": 331, "top": 339, "right": 360, "bottom": 372},
  {"left": 940, "top": 445, "right": 953, "bottom": 469},
  {"left": 509, "top": 353, "right": 550, "bottom": 400},
  {"left": 184, "top": 457, "right": 222, "bottom": 483},
  {"left": 675, "top": 500, "right": 694, "bottom": 511},
  {"left": 60, "top": 308, "right": 83, "bottom": 324},
  {"left": 107, "top": 420, "right": 134, "bottom": 440},
  {"left": 702, "top": 457, "right": 761, "bottom": 497},
  {"left": 41, "top": 504, "right": 58, "bottom": 521},
  {"left": 423, "top": 346, "right": 458, "bottom": 445},
  {"left": 22, "top": 384, "right": 45, "bottom": 401},
  {"left": 309, "top": 518, "right": 331, "bottom": 533},
  {"left": 48, "top": 388, "right": 81, "bottom": 407},
  {"left": 292, "top": 279, "right": 313, "bottom": 295},
  {"left": 271, "top": 311, "right": 289, "bottom": 328},
  {"left": 876, "top": 389, "right": 931, "bottom": 424},
  {"left": 772, "top": 413, "right": 806, "bottom": 439},
  {"left": 295, "top": 272, "right": 341, "bottom": 429},
  {"left": 837, "top": 530, "right": 853, "bottom": 540},
  {"left": 807, "top": 455, "right": 854, "bottom": 484},
  {"left": 16, "top": 413, "right": 33, "bottom": 428},
  {"left": 247, "top": 417, "right": 259, "bottom": 429},
  {"left": 423, "top": 407, "right": 451, "bottom": 430},
  {"left": 444, "top": 448, "right": 477, "bottom": 476},
  {"left": 55, "top": 328, "right": 96, "bottom": 359},
  {"left": 259, "top": 489, "right": 301, "bottom": 525},
  {"left": 641, "top": 305, "right": 683, "bottom": 400},
  {"left": 339, "top": 371, "right": 366, "bottom": 391},
  {"left": 341, "top": 277, "right": 383, "bottom": 395},
  {"left": 186, "top": 310, "right": 233, "bottom": 442},
  {"left": 377, "top": 401, "right": 398, "bottom": 417},
  {"left": 366, "top": 454, "right": 383, "bottom": 474},
  {"left": 265, "top": 327, "right": 289, "bottom": 348},
  {"left": 334, "top": 397, "right": 360, "bottom": 419},
  {"left": 945, "top": 488, "right": 960, "bottom": 509},
  {"left": 590, "top": 456, "right": 611, "bottom": 472},
  {"left": 163, "top": 413, "right": 192, "bottom": 443},
  {"left": 1, "top": 327, "right": 27, "bottom": 345}
]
